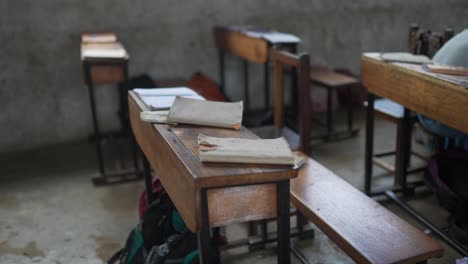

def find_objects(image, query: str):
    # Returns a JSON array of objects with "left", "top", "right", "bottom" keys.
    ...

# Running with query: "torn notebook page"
[
  {"left": 198, "top": 134, "right": 295, "bottom": 165},
  {"left": 167, "top": 97, "right": 243, "bottom": 130}
]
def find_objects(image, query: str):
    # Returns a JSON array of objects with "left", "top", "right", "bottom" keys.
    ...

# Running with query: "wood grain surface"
[
  {"left": 361, "top": 53, "right": 468, "bottom": 134},
  {"left": 291, "top": 151, "right": 444, "bottom": 264},
  {"left": 214, "top": 27, "right": 269, "bottom": 64},
  {"left": 88, "top": 65, "right": 126, "bottom": 85}
]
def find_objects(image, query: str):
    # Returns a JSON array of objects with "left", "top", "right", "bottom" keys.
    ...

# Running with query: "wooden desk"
[
  {"left": 81, "top": 40, "right": 141, "bottom": 185},
  {"left": 214, "top": 26, "right": 300, "bottom": 113},
  {"left": 361, "top": 53, "right": 468, "bottom": 134},
  {"left": 361, "top": 52, "right": 468, "bottom": 256},
  {"left": 128, "top": 91, "right": 298, "bottom": 263}
]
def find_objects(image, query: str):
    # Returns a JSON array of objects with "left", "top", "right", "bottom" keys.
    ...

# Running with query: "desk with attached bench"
[{"left": 128, "top": 91, "right": 298, "bottom": 263}]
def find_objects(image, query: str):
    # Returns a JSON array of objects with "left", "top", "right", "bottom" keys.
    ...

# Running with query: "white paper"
[
  {"left": 142, "top": 95, "right": 205, "bottom": 110},
  {"left": 81, "top": 43, "right": 128, "bottom": 59},
  {"left": 134, "top": 87, "right": 197, "bottom": 97},
  {"left": 198, "top": 134, "right": 295, "bottom": 165},
  {"left": 167, "top": 97, "right": 243, "bottom": 129},
  {"left": 261, "top": 32, "right": 301, "bottom": 43},
  {"left": 374, "top": 99, "right": 404, "bottom": 118},
  {"left": 380, "top": 52, "right": 432, "bottom": 64}
]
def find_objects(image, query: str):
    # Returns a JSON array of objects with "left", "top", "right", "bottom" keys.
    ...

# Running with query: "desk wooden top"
[
  {"left": 214, "top": 27, "right": 269, "bottom": 63},
  {"left": 214, "top": 26, "right": 300, "bottom": 64},
  {"left": 129, "top": 91, "right": 298, "bottom": 189},
  {"left": 361, "top": 52, "right": 468, "bottom": 134}
]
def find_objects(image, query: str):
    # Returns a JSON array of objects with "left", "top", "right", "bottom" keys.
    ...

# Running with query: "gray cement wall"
[{"left": 1, "top": 0, "right": 468, "bottom": 153}]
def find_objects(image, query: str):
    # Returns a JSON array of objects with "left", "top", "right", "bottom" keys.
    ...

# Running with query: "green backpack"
[{"left": 108, "top": 193, "right": 200, "bottom": 264}]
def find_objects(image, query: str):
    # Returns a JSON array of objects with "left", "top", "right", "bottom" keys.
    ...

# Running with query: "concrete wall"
[{"left": 1, "top": 0, "right": 468, "bottom": 153}]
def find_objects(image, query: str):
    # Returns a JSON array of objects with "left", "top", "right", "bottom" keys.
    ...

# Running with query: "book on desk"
[{"left": 134, "top": 87, "right": 205, "bottom": 110}]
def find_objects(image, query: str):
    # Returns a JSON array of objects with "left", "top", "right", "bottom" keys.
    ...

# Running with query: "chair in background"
[
  {"left": 309, "top": 65, "right": 360, "bottom": 141},
  {"left": 365, "top": 24, "right": 454, "bottom": 195},
  {"left": 251, "top": 48, "right": 311, "bottom": 154}
]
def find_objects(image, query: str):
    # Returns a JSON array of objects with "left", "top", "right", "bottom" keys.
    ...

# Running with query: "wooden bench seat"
[{"left": 291, "top": 151, "right": 444, "bottom": 264}]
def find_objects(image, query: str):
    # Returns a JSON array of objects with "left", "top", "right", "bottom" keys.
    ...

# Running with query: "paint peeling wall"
[{"left": 1, "top": 0, "right": 467, "bottom": 153}]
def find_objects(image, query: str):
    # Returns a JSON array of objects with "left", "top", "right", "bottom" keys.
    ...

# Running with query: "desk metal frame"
[
  {"left": 362, "top": 53, "right": 468, "bottom": 256},
  {"left": 83, "top": 58, "right": 141, "bottom": 185}
]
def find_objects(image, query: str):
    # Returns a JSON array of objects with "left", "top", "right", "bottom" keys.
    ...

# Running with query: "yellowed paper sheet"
[
  {"left": 198, "top": 134, "right": 294, "bottom": 165},
  {"left": 167, "top": 97, "right": 243, "bottom": 130}
]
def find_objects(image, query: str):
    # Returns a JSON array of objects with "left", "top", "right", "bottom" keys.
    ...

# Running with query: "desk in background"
[
  {"left": 214, "top": 26, "right": 300, "bottom": 125},
  {"left": 361, "top": 52, "right": 468, "bottom": 256},
  {"left": 81, "top": 34, "right": 140, "bottom": 185},
  {"left": 128, "top": 91, "right": 297, "bottom": 263}
]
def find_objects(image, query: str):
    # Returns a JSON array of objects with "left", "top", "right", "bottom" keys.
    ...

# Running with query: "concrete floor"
[{"left": 0, "top": 108, "right": 466, "bottom": 263}]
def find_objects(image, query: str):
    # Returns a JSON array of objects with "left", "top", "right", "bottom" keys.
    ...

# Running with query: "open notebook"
[{"left": 198, "top": 134, "right": 295, "bottom": 165}]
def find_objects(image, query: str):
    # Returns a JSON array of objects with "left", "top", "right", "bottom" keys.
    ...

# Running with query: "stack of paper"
[
  {"left": 167, "top": 97, "right": 243, "bottom": 130},
  {"left": 81, "top": 42, "right": 129, "bottom": 59},
  {"left": 380, "top": 52, "right": 432, "bottom": 64},
  {"left": 134, "top": 87, "right": 205, "bottom": 110},
  {"left": 198, "top": 134, "right": 295, "bottom": 165}
]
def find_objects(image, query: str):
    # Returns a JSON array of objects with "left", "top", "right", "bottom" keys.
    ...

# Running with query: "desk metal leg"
[
  {"left": 385, "top": 190, "right": 468, "bottom": 257},
  {"left": 277, "top": 180, "right": 291, "bottom": 264},
  {"left": 395, "top": 108, "right": 411, "bottom": 193},
  {"left": 326, "top": 87, "right": 333, "bottom": 138},
  {"left": 142, "top": 154, "right": 155, "bottom": 204},
  {"left": 198, "top": 188, "right": 218, "bottom": 264},
  {"left": 364, "top": 93, "right": 375, "bottom": 195},
  {"left": 85, "top": 64, "right": 105, "bottom": 175},
  {"left": 347, "top": 86, "right": 353, "bottom": 132}
]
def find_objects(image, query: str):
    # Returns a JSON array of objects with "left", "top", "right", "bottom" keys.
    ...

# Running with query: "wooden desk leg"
[
  {"left": 243, "top": 59, "right": 250, "bottom": 112},
  {"left": 347, "top": 86, "right": 353, "bottom": 133},
  {"left": 218, "top": 49, "right": 225, "bottom": 95},
  {"left": 277, "top": 180, "right": 291, "bottom": 264},
  {"left": 364, "top": 93, "right": 375, "bottom": 195},
  {"left": 290, "top": 44, "right": 298, "bottom": 115},
  {"left": 84, "top": 63, "right": 105, "bottom": 175}
]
